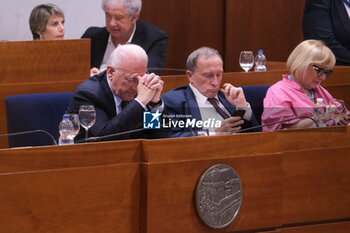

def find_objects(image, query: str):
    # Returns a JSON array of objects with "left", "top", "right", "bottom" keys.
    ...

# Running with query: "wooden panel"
[
  {"left": 282, "top": 147, "right": 350, "bottom": 224},
  {"left": 0, "top": 127, "right": 350, "bottom": 232},
  {"left": 0, "top": 80, "right": 83, "bottom": 148},
  {"left": 322, "top": 66, "right": 350, "bottom": 86},
  {"left": 140, "top": 127, "right": 350, "bottom": 232},
  {"left": 0, "top": 39, "right": 90, "bottom": 83},
  {"left": 0, "top": 141, "right": 141, "bottom": 233},
  {"left": 141, "top": 0, "right": 225, "bottom": 74},
  {"left": 141, "top": 138, "right": 281, "bottom": 233},
  {"left": 225, "top": 0, "right": 306, "bottom": 72},
  {"left": 266, "top": 61, "right": 287, "bottom": 71},
  {"left": 324, "top": 85, "right": 350, "bottom": 110},
  {"left": 0, "top": 140, "right": 141, "bottom": 173},
  {"left": 281, "top": 222, "right": 350, "bottom": 233},
  {"left": 142, "top": 157, "right": 281, "bottom": 233},
  {"left": 141, "top": 133, "right": 278, "bottom": 163},
  {"left": 0, "top": 164, "right": 140, "bottom": 233},
  {"left": 276, "top": 126, "right": 350, "bottom": 152}
]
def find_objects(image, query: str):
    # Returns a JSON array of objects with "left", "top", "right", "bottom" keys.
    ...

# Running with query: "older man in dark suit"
[
  {"left": 303, "top": 0, "right": 350, "bottom": 66},
  {"left": 82, "top": 0, "right": 168, "bottom": 75},
  {"left": 162, "top": 47, "right": 258, "bottom": 137},
  {"left": 67, "top": 44, "right": 168, "bottom": 142}
]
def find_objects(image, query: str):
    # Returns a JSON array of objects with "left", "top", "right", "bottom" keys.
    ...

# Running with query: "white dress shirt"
[{"left": 99, "top": 25, "right": 137, "bottom": 72}]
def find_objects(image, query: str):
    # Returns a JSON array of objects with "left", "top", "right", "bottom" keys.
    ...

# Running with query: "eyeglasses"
[{"left": 310, "top": 64, "right": 333, "bottom": 78}]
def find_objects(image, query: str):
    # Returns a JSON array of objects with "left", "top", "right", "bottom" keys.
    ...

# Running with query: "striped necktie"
[{"left": 207, "top": 98, "right": 230, "bottom": 119}]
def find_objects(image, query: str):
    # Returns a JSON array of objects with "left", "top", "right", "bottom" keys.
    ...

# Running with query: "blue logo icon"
[{"left": 143, "top": 110, "right": 161, "bottom": 129}]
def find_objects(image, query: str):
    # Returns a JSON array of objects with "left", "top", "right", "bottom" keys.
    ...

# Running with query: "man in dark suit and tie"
[
  {"left": 67, "top": 44, "right": 168, "bottom": 142},
  {"left": 82, "top": 0, "right": 168, "bottom": 75},
  {"left": 161, "top": 47, "right": 258, "bottom": 137},
  {"left": 303, "top": 0, "right": 350, "bottom": 66}
]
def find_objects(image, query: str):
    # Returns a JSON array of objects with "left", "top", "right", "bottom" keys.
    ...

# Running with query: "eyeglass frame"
[{"left": 310, "top": 63, "right": 333, "bottom": 78}]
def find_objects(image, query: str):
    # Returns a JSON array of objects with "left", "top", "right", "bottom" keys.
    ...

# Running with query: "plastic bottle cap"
[{"left": 258, "top": 49, "right": 263, "bottom": 54}]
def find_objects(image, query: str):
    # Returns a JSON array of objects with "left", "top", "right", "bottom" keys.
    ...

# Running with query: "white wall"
[{"left": 0, "top": 0, "right": 105, "bottom": 41}]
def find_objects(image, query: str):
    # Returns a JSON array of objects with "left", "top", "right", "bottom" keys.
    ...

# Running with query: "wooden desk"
[
  {"left": 0, "top": 140, "right": 141, "bottom": 233},
  {"left": 141, "top": 126, "right": 350, "bottom": 233},
  {"left": 0, "top": 39, "right": 90, "bottom": 84},
  {"left": 0, "top": 127, "right": 349, "bottom": 233}
]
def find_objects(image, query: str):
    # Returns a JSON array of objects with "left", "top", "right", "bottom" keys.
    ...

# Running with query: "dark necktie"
[
  {"left": 207, "top": 98, "right": 230, "bottom": 119},
  {"left": 118, "top": 101, "right": 129, "bottom": 115},
  {"left": 121, "top": 101, "right": 129, "bottom": 109}
]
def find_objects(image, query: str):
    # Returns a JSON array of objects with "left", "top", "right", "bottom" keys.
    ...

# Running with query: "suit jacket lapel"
[
  {"left": 94, "top": 28, "right": 109, "bottom": 68},
  {"left": 131, "top": 20, "right": 145, "bottom": 45},
  {"left": 184, "top": 86, "right": 202, "bottom": 120},
  {"left": 100, "top": 71, "right": 117, "bottom": 118}
]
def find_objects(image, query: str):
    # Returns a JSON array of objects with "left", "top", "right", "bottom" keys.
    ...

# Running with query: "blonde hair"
[{"left": 286, "top": 40, "right": 336, "bottom": 80}]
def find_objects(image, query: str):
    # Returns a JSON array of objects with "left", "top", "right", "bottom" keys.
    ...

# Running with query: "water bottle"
[
  {"left": 254, "top": 49, "right": 266, "bottom": 72},
  {"left": 313, "top": 98, "right": 327, "bottom": 127},
  {"left": 58, "top": 114, "right": 75, "bottom": 145}
]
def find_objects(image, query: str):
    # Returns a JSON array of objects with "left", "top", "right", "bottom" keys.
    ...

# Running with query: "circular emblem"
[{"left": 195, "top": 164, "right": 242, "bottom": 229}]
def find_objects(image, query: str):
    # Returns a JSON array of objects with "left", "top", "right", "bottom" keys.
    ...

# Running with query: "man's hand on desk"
[{"left": 215, "top": 116, "right": 244, "bottom": 135}]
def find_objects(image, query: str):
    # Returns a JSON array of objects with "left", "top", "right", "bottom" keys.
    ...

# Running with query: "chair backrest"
[
  {"left": 241, "top": 85, "right": 270, "bottom": 125},
  {"left": 5, "top": 92, "right": 72, "bottom": 148}
]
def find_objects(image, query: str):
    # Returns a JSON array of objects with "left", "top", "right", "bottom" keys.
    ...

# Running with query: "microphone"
[
  {"left": 84, "top": 128, "right": 145, "bottom": 142},
  {"left": 0, "top": 129, "right": 58, "bottom": 145},
  {"left": 235, "top": 115, "right": 319, "bottom": 133}
]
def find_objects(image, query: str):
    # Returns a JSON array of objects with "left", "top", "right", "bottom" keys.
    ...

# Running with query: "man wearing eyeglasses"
[
  {"left": 67, "top": 44, "right": 168, "bottom": 142},
  {"left": 262, "top": 40, "right": 350, "bottom": 131}
]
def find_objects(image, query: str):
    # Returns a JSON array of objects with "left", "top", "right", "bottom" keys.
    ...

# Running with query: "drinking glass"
[
  {"left": 67, "top": 114, "right": 80, "bottom": 140},
  {"left": 327, "top": 99, "right": 346, "bottom": 125},
  {"left": 239, "top": 51, "right": 254, "bottom": 72},
  {"left": 78, "top": 105, "right": 96, "bottom": 140}
]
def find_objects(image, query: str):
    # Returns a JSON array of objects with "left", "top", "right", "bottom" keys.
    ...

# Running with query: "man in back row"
[
  {"left": 82, "top": 0, "right": 168, "bottom": 75},
  {"left": 162, "top": 47, "right": 258, "bottom": 137}
]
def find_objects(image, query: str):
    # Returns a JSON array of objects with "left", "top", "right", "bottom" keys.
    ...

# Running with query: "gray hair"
[
  {"left": 29, "top": 3, "right": 65, "bottom": 40},
  {"left": 108, "top": 44, "right": 148, "bottom": 69},
  {"left": 101, "top": 0, "right": 142, "bottom": 16},
  {"left": 186, "top": 47, "right": 223, "bottom": 72}
]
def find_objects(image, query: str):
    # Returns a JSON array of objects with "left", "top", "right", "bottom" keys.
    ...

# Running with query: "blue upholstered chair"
[
  {"left": 5, "top": 92, "right": 72, "bottom": 148},
  {"left": 241, "top": 85, "right": 270, "bottom": 125}
]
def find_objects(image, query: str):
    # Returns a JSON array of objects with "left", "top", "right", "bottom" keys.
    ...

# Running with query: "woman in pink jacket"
[{"left": 262, "top": 40, "right": 349, "bottom": 131}]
